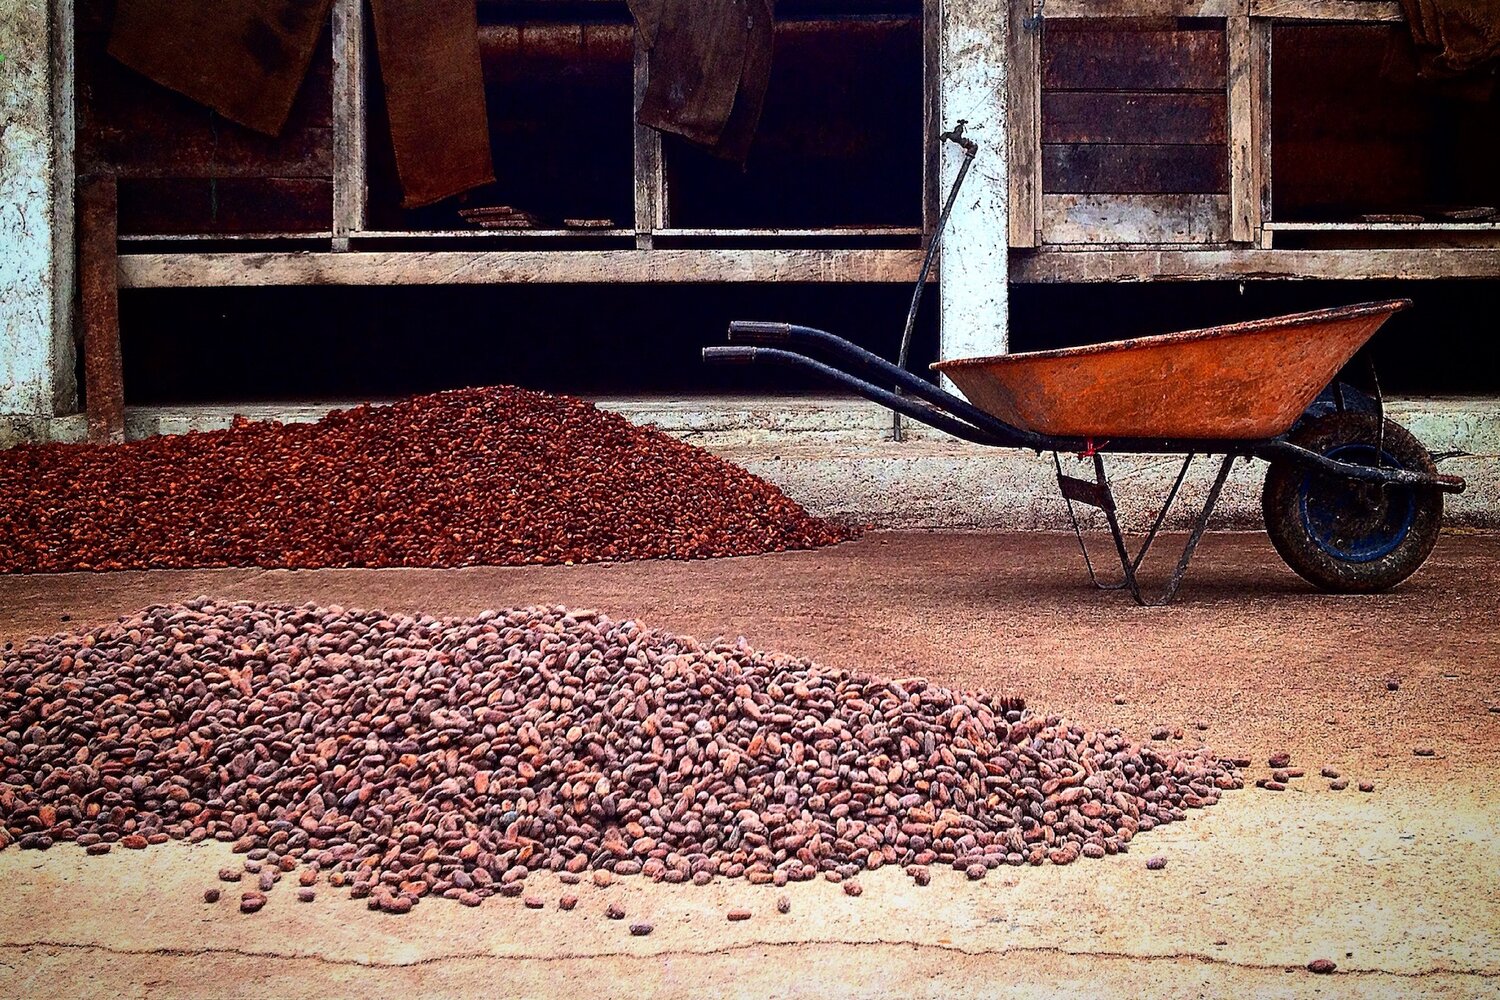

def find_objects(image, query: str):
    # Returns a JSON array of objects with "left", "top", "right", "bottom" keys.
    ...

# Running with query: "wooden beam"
[
  {"left": 1042, "top": 193, "right": 1230, "bottom": 243},
  {"left": 1227, "top": 15, "right": 1255, "bottom": 243},
  {"left": 117, "top": 249, "right": 932, "bottom": 287},
  {"left": 80, "top": 175, "right": 124, "bottom": 444},
  {"left": 632, "top": 31, "right": 665, "bottom": 250},
  {"left": 331, "top": 0, "right": 367, "bottom": 252},
  {"left": 1044, "top": 0, "right": 1248, "bottom": 16},
  {"left": 1010, "top": 247, "right": 1500, "bottom": 282},
  {"left": 1006, "top": 0, "right": 1041, "bottom": 247},
  {"left": 1249, "top": 0, "right": 1403, "bottom": 20}
]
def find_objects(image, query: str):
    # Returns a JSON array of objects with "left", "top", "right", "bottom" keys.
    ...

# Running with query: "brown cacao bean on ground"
[{"left": 0, "top": 601, "right": 1242, "bottom": 918}]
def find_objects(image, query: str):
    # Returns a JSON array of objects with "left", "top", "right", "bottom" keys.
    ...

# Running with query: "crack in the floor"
[{"left": 1, "top": 937, "right": 1496, "bottom": 981}]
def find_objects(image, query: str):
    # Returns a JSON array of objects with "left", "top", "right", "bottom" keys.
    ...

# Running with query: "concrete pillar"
[
  {"left": 0, "top": 0, "right": 76, "bottom": 419},
  {"left": 938, "top": 0, "right": 1009, "bottom": 369}
]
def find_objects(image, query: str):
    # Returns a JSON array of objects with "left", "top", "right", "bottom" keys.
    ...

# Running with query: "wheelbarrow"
[{"left": 702, "top": 134, "right": 1465, "bottom": 605}]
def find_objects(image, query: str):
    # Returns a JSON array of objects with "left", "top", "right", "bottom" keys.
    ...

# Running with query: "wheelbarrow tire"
[{"left": 1262, "top": 411, "right": 1443, "bottom": 593}]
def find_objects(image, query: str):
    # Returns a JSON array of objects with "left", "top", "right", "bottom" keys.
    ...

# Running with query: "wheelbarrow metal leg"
[{"left": 1054, "top": 452, "right": 1236, "bottom": 606}]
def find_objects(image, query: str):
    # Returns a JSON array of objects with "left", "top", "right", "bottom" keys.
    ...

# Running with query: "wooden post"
[
  {"left": 80, "top": 174, "right": 125, "bottom": 444},
  {"left": 632, "top": 33, "right": 665, "bottom": 250},
  {"left": 1006, "top": 0, "right": 1041, "bottom": 248},
  {"left": 332, "top": 0, "right": 367, "bottom": 252},
  {"left": 939, "top": 0, "right": 1011, "bottom": 368},
  {"left": 1250, "top": 18, "right": 1273, "bottom": 248},
  {"left": 1227, "top": 14, "right": 1256, "bottom": 243},
  {"left": 922, "top": 0, "right": 943, "bottom": 234}
]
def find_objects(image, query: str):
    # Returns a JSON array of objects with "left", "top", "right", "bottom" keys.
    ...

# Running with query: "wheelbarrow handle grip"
[
  {"left": 702, "top": 345, "right": 760, "bottom": 365},
  {"left": 727, "top": 321, "right": 791, "bottom": 345}
]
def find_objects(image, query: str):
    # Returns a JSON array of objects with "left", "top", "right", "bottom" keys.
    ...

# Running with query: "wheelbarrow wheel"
[{"left": 1262, "top": 411, "right": 1443, "bottom": 593}]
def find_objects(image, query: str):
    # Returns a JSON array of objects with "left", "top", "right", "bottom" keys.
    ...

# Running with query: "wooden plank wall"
[
  {"left": 75, "top": 0, "right": 334, "bottom": 236},
  {"left": 1039, "top": 19, "right": 1230, "bottom": 244}
]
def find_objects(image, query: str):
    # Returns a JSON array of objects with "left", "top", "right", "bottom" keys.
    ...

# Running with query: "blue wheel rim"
[{"left": 1298, "top": 443, "right": 1416, "bottom": 564}]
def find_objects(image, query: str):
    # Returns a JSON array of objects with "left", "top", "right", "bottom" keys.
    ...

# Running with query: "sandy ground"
[{"left": 1, "top": 530, "right": 1498, "bottom": 999}]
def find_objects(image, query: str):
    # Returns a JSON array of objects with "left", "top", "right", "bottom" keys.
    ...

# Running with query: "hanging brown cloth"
[
  {"left": 629, "top": 0, "right": 775, "bottom": 162},
  {"left": 1401, "top": 0, "right": 1500, "bottom": 76},
  {"left": 107, "top": 0, "right": 494, "bottom": 208},
  {"left": 108, "top": 0, "right": 335, "bottom": 137},
  {"left": 367, "top": 0, "right": 495, "bottom": 207}
]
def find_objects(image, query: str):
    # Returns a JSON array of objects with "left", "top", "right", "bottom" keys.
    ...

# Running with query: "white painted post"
[
  {"left": 0, "top": 0, "right": 77, "bottom": 420},
  {"left": 938, "top": 0, "right": 1009, "bottom": 374}
]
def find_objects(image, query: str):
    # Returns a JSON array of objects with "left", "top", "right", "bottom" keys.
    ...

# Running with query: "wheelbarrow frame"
[
  {"left": 703, "top": 321, "right": 1466, "bottom": 605},
  {"left": 702, "top": 125, "right": 1465, "bottom": 604}
]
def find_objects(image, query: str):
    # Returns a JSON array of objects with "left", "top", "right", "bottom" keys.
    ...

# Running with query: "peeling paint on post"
[
  {"left": 0, "top": 0, "right": 77, "bottom": 418},
  {"left": 939, "top": 0, "right": 1009, "bottom": 378}
]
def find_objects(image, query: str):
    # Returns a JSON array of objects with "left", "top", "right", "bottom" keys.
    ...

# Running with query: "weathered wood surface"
[
  {"left": 80, "top": 175, "right": 124, "bottom": 444},
  {"left": 1042, "top": 91, "right": 1226, "bottom": 144},
  {"left": 332, "top": 0, "right": 367, "bottom": 249},
  {"left": 1041, "top": 193, "right": 1230, "bottom": 243},
  {"left": 923, "top": 0, "right": 942, "bottom": 236},
  {"left": 1044, "top": 0, "right": 1247, "bottom": 15},
  {"left": 1010, "top": 247, "right": 1500, "bottom": 281},
  {"left": 116, "top": 249, "right": 931, "bottom": 287},
  {"left": 1226, "top": 16, "right": 1255, "bottom": 242},
  {"left": 1043, "top": 28, "right": 1227, "bottom": 91},
  {"left": 1249, "top": 0, "right": 1403, "bottom": 20},
  {"left": 1250, "top": 19, "right": 1272, "bottom": 243},
  {"left": 1043, "top": 144, "right": 1228, "bottom": 194},
  {"left": 1007, "top": 0, "right": 1041, "bottom": 247},
  {"left": 633, "top": 30, "right": 664, "bottom": 248}
]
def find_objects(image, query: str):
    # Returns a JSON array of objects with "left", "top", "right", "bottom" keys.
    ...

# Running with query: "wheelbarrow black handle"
[
  {"left": 727, "top": 321, "right": 792, "bottom": 345},
  {"left": 723, "top": 321, "right": 1047, "bottom": 450},
  {"left": 704, "top": 345, "right": 1010, "bottom": 448}
]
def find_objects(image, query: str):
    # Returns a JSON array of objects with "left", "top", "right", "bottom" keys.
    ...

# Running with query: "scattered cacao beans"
[{"left": 0, "top": 600, "right": 1242, "bottom": 917}]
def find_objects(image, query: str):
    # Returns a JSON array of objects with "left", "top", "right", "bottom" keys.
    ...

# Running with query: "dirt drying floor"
[{"left": 1, "top": 531, "right": 1498, "bottom": 999}]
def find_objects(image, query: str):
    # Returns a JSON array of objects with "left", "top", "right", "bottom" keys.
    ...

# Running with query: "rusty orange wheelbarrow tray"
[{"left": 704, "top": 300, "right": 1465, "bottom": 605}]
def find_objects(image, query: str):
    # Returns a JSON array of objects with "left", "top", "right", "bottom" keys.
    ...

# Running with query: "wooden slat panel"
[
  {"left": 1042, "top": 92, "right": 1226, "bottom": 144},
  {"left": 118, "top": 178, "right": 333, "bottom": 235},
  {"left": 1041, "top": 193, "right": 1230, "bottom": 243},
  {"left": 1042, "top": 28, "right": 1227, "bottom": 90},
  {"left": 1249, "top": 0, "right": 1403, "bottom": 20},
  {"left": 116, "top": 249, "right": 930, "bottom": 287},
  {"left": 1010, "top": 247, "right": 1500, "bottom": 281},
  {"left": 1045, "top": 0, "right": 1246, "bottom": 15},
  {"left": 1007, "top": 0, "right": 1042, "bottom": 247},
  {"left": 1043, "top": 143, "right": 1228, "bottom": 193}
]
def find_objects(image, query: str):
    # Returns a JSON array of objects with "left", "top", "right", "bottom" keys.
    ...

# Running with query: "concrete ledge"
[{"left": 4, "top": 395, "right": 1496, "bottom": 529}]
